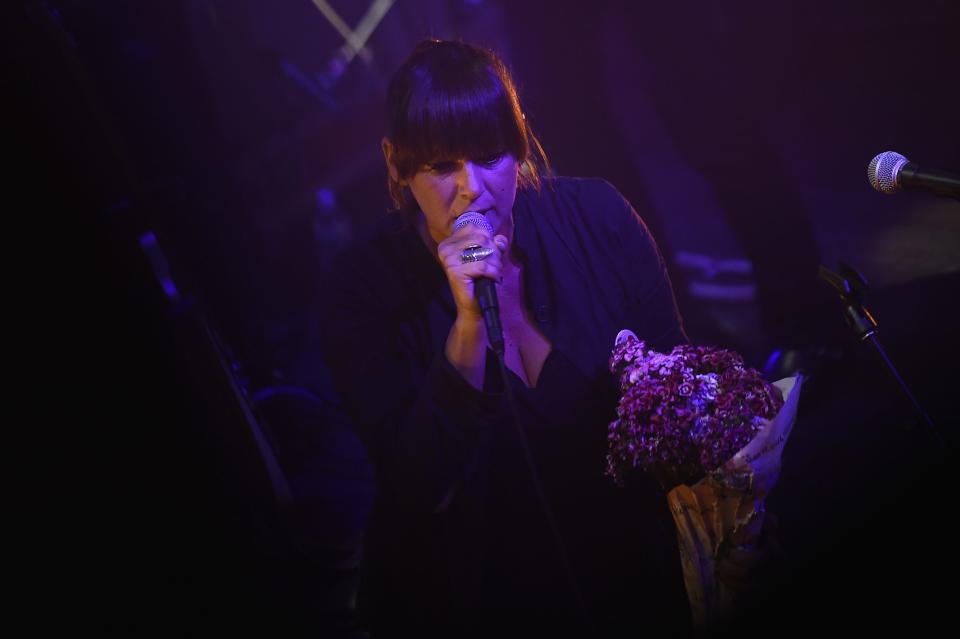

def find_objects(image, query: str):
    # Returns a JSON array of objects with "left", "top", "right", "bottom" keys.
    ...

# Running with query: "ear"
[{"left": 382, "top": 137, "right": 403, "bottom": 185}]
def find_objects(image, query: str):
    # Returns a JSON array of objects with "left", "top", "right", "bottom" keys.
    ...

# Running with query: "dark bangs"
[{"left": 387, "top": 40, "right": 530, "bottom": 180}]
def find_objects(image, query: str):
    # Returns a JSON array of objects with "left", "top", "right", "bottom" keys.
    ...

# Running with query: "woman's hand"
[
  {"left": 438, "top": 225, "right": 509, "bottom": 389},
  {"left": 437, "top": 224, "right": 509, "bottom": 322}
]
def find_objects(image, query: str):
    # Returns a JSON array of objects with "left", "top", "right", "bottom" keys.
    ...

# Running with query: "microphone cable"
[
  {"left": 493, "top": 348, "right": 594, "bottom": 633},
  {"left": 455, "top": 210, "right": 592, "bottom": 629}
]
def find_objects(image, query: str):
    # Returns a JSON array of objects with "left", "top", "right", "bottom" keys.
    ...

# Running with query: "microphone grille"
[
  {"left": 453, "top": 211, "right": 493, "bottom": 235},
  {"left": 868, "top": 151, "right": 909, "bottom": 194}
]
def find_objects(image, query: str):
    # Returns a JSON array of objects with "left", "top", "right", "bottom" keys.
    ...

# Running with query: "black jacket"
[{"left": 322, "top": 177, "right": 691, "bottom": 636}]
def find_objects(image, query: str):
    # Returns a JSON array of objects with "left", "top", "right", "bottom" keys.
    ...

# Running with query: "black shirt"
[{"left": 322, "top": 177, "right": 691, "bottom": 636}]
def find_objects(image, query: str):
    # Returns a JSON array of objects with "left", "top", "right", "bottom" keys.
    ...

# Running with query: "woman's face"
[{"left": 397, "top": 150, "right": 520, "bottom": 245}]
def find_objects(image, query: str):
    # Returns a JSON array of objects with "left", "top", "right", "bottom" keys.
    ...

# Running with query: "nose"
[{"left": 457, "top": 161, "right": 484, "bottom": 202}]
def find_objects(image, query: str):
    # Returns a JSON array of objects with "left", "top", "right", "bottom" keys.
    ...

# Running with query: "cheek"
[
  {"left": 410, "top": 177, "right": 454, "bottom": 208},
  {"left": 495, "top": 168, "right": 520, "bottom": 198}
]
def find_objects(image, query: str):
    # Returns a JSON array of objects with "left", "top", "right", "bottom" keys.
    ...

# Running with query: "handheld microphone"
[
  {"left": 868, "top": 151, "right": 960, "bottom": 198},
  {"left": 453, "top": 211, "right": 505, "bottom": 356}
]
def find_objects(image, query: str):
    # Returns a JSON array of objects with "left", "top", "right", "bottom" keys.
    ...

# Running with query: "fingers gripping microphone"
[
  {"left": 868, "top": 151, "right": 960, "bottom": 198},
  {"left": 454, "top": 211, "right": 505, "bottom": 356}
]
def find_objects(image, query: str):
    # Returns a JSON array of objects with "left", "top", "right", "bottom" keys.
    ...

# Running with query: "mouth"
[
  {"left": 451, "top": 209, "right": 495, "bottom": 233},
  {"left": 453, "top": 208, "right": 490, "bottom": 222}
]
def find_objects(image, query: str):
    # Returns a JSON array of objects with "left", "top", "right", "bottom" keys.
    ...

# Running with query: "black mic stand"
[{"left": 818, "top": 262, "right": 944, "bottom": 447}]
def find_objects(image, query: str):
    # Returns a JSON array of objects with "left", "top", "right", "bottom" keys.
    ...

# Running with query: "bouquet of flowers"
[{"left": 606, "top": 331, "right": 802, "bottom": 627}]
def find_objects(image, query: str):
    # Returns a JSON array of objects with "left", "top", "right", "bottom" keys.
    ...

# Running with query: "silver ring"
[{"left": 459, "top": 244, "right": 495, "bottom": 263}]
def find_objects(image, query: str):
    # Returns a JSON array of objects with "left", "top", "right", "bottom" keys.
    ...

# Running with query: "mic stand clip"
[{"left": 818, "top": 262, "right": 944, "bottom": 447}]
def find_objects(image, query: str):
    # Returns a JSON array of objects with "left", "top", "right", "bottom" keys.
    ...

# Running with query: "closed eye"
[
  {"left": 426, "top": 160, "right": 459, "bottom": 175},
  {"left": 425, "top": 153, "right": 504, "bottom": 175},
  {"left": 476, "top": 152, "right": 505, "bottom": 168}
]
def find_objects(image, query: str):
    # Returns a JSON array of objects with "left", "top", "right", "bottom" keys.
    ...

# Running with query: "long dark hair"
[{"left": 385, "top": 39, "right": 549, "bottom": 209}]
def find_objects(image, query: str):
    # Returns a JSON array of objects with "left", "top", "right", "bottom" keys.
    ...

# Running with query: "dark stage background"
[{"left": 10, "top": 0, "right": 959, "bottom": 634}]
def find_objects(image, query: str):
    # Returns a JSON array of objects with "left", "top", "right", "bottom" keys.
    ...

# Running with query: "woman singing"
[{"left": 322, "top": 39, "right": 697, "bottom": 636}]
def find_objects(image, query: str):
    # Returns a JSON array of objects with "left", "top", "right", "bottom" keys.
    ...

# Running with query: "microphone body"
[
  {"left": 868, "top": 151, "right": 960, "bottom": 198},
  {"left": 453, "top": 212, "right": 505, "bottom": 356},
  {"left": 897, "top": 163, "right": 960, "bottom": 195}
]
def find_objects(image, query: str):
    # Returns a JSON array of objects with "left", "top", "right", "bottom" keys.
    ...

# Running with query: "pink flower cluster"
[{"left": 606, "top": 336, "right": 784, "bottom": 485}]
